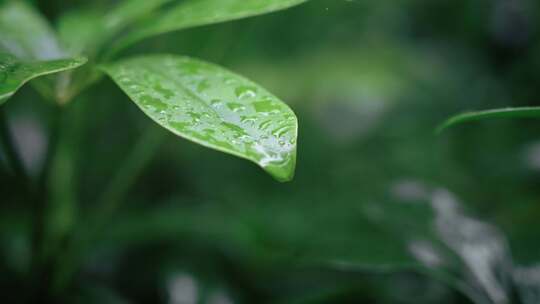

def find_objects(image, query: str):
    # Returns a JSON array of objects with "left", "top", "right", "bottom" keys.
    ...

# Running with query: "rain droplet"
[
  {"left": 240, "top": 117, "right": 257, "bottom": 126},
  {"left": 259, "top": 120, "right": 273, "bottom": 130},
  {"left": 272, "top": 126, "right": 292, "bottom": 138},
  {"left": 227, "top": 102, "right": 246, "bottom": 112},
  {"left": 235, "top": 86, "right": 257, "bottom": 100},
  {"left": 210, "top": 99, "right": 223, "bottom": 107}
]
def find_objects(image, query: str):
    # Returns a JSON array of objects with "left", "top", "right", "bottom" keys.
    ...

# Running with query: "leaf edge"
[{"left": 99, "top": 54, "right": 298, "bottom": 182}]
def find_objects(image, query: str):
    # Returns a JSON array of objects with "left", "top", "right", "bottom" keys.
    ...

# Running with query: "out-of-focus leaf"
[
  {"left": 81, "top": 185, "right": 526, "bottom": 304},
  {"left": 101, "top": 55, "right": 297, "bottom": 182},
  {"left": 0, "top": 1, "right": 87, "bottom": 103},
  {"left": 163, "top": 272, "right": 237, "bottom": 304},
  {"left": 437, "top": 107, "right": 540, "bottom": 133},
  {"left": 58, "top": 0, "right": 172, "bottom": 56},
  {"left": 103, "top": 0, "right": 173, "bottom": 33},
  {"left": 54, "top": 1, "right": 176, "bottom": 99},
  {"left": 57, "top": 10, "right": 107, "bottom": 56},
  {"left": 0, "top": 1, "right": 65, "bottom": 60},
  {"left": 111, "top": 0, "right": 309, "bottom": 55},
  {"left": 513, "top": 265, "right": 540, "bottom": 304},
  {"left": 0, "top": 53, "right": 86, "bottom": 104},
  {"left": 391, "top": 188, "right": 514, "bottom": 304},
  {"left": 55, "top": 11, "right": 108, "bottom": 102},
  {"left": 71, "top": 284, "right": 129, "bottom": 304}
]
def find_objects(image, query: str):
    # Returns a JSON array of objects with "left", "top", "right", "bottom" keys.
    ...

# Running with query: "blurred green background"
[{"left": 2, "top": 0, "right": 540, "bottom": 303}]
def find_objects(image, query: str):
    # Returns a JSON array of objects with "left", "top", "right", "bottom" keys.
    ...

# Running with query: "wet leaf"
[
  {"left": 101, "top": 55, "right": 297, "bottom": 182},
  {"left": 111, "top": 0, "right": 308, "bottom": 54},
  {"left": 437, "top": 107, "right": 540, "bottom": 133},
  {"left": 0, "top": 53, "right": 86, "bottom": 104}
]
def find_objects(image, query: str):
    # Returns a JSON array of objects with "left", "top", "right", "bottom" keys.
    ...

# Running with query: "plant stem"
[
  {"left": 28, "top": 104, "right": 64, "bottom": 302},
  {"left": 96, "top": 125, "right": 167, "bottom": 222},
  {"left": 45, "top": 99, "right": 86, "bottom": 261},
  {"left": 33, "top": 104, "right": 62, "bottom": 257},
  {"left": 54, "top": 125, "right": 167, "bottom": 291},
  {"left": 0, "top": 107, "right": 27, "bottom": 180},
  {"left": 0, "top": 108, "right": 46, "bottom": 302}
]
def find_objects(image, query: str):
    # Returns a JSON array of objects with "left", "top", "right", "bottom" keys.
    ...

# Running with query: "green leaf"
[
  {"left": 54, "top": 1, "right": 176, "bottom": 101},
  {"left": 101, "top": 55, "right": 298, "bottom": 182},
  {"left": 104, "top": 0, "right": 173, "bottom": 32},
  {"left": 111, "top": 0, "right": 308, "bottom": 55},
  {"left": 57, "top": 10, "right": 107, "bottom": 56},
  {"left": 0, "top": 1, "right": 87, "bottom": 103},
  {"left": 0, "top": 53, "right": 87, "bottom": 104},
  {"left": 0, "top": 1, "right": 65, "bottom": 60},
  {"left": 437, "top": 107, "right": 540, "bottom": 133},
  {"left": 58, "top": 0, "right": 172, "bottom": 56}
]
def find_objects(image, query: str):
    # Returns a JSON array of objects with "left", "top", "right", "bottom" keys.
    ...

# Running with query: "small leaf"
[
  {"left": 0, "top": 1, "right": 86, "bottom": 103},
  {"left": 111, "top": 0, "right": 308, "bottom": 55},
  {"left": 0, "top": 53, "right": 87, "bottom": 104},
  {"left": 101, "top": 55, "right": 298, "bottom": 182},
  {"left": 437, "top": 107, "right": 540, "bottom": 133}
]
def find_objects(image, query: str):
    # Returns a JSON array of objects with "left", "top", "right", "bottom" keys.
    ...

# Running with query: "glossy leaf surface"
[
  {"left": 0, "top": 54, "right": 86, "bottom": 104},
  {"left": 102, "top": 55, "right": 297, "bottom": 181},
  {"left": 112, "top": 0, "right": 308, "bottom": 54},
  {"left": 438, "top": 107, "right": 540, "bottom": 133}
]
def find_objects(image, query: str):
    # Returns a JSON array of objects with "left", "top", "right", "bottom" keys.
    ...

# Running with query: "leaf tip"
[
  {"left": 435, "top": 121, "right": 451, "bottom": 135},
  {"left": 263, "top": 151, "right": 297, "bottom": 183},
  {"left": 435, "top": 113, "right": 468, "bottom": 135}
]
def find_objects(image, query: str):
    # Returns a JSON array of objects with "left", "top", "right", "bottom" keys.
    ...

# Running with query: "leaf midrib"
[{"left": 143, "top": 59, "right": 227, "bottom": 119}]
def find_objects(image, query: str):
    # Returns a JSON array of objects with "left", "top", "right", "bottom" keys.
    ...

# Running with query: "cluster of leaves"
[
  {"left": 0, "top": 0, "right": 308, "bottom": 302},
  {"left": 0, "top": 0, "right": 306, "bottom": 181},
  {"left": 2, "top": 0, "right": 540, "bottom": 303}
]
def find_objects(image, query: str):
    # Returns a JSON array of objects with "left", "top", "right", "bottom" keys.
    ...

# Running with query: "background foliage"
[{"left": 1, "top": 0, "right": 540, "bottom": 303}]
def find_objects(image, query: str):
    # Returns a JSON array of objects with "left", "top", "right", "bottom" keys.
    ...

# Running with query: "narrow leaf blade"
[
  {"left": 437, "top": 107, "right": 540, "bottom": 133},
  {"left": 101, "top": 55, "right": 298, "bottom": 182},
  {"left": 0, "top": 54, "right": 87, "bottom": 104},
  {"left": 113, "top": 0, "right": 308, "bottom": 54}
]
